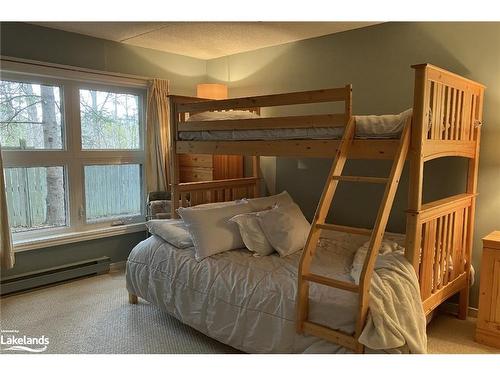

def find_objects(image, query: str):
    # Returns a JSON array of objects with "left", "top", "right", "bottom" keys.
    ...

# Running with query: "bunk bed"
[{"left": 126, "top": 64, "right": 485, "bottom": 353}]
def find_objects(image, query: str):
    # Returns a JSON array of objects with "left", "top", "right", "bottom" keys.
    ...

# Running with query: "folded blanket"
[
  {"left": 354, "top": 109, "right": 413, "bottom": 138},
  {"left": 350, "top": 240, "right": 404, "bottom": 284},
  {"left": 358, "top": 252, "right": 427, "bottom": 353}
]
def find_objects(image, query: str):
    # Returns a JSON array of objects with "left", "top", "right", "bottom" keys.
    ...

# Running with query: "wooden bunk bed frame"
[{"left": 159, "top": 63, "right": 485, "bottom": 353}]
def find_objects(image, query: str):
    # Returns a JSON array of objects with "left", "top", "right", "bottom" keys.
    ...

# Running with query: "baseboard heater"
[{"left": 0, "top": 256, "right": 111, "bottom": 296}]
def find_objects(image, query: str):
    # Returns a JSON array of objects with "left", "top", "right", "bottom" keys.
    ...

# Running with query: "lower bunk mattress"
[{"left": 126, "top": 230, "right": 406, "bottom": 353}]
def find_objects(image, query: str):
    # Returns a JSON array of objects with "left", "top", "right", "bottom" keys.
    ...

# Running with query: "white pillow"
[
  {"left": 350, "top": 240, "right": 404, "bottom": 284},
  {"left": 178, "top": 202, "right": 252, "bottom": 261},
  {"left": 256, "top": 203, "right": 310, "bottom": 257},
  {"left": 229, "top": 211, "right": 274, "bottom": 256},
  {"left": 246, "top": 191, "right": 294, "bottom": 211},
  {"left": 145, "top": 219, "right": 193, "bottom": 249}
]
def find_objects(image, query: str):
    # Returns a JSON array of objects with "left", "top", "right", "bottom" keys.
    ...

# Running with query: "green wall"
[
  {"left": 0, "top": 22, "right": 207, "bottom": 279},
  {"left": 207, "top": 22, "right": 500, "bottom": 308}
]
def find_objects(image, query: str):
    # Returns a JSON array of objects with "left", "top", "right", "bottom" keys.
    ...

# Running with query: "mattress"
[
  {"left": 179, "top": 109, "right": 412, "bottom": 141},
  {"left": 126, "top": 230, "right": 406, "bottom": 353}
]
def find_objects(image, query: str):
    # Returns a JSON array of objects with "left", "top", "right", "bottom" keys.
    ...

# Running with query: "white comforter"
[{"left": 126, "top": 231, "right": 424, "bottom": 353}]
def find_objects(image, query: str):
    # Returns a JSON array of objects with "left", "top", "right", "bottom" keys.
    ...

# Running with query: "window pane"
[
  {"left": 80, "top": 89, "right": 140, "bottom": 150},
  {"left": 0, "top": 80, "right": 63, "bottom": 150},
  {"left": 85, "top": 164, "right": 142, "bottom": 222},
  {"left": 4, "top": 166, "right": 67, "bottom": 232}
]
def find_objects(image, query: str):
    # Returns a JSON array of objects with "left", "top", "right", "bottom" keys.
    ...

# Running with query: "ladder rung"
[
  {"left": 332, "top": 175, "right": 388, "bottom": 184},
  {"left": 316, "top": 223, "right": 372, "bottom": 237},
  {"left": 302, "top": 321, "right": 358, "bottom": 351},
  {"left": 302, "top": 273, "right": 359, "bottom": 293}
]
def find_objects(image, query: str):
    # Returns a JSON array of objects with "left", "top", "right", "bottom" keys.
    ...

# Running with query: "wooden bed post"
[
  {"left": 345, "top": 84, "right": 352, "bottom": 118},
  {"left": 252, "top": 156, "right": 261, "bottom": 198},
  {"left": 459, "top": 85, "right": 484, "bottom": 319},
  {"left": 251, "top": 106, "right": 262, "bottom": 199},
  {"left": 405, "top": 65, "right": 429, "bottom": 274},
  {"left": 169, "top": 97, "right": 181, "bottom": 219},
  {"left": 128, "top": 293, "right": 138, "bottom": 304}
]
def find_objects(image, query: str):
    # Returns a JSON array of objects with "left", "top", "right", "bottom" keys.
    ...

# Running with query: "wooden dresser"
[
  {"left": 476, "top": 231, "right": 500, "bottom": 348},
  {"left": 180, "top": 84, "right": 244, "bottom": 183},
  {"left": 179, "top": 154, "right": 243, "bottom": 182}
]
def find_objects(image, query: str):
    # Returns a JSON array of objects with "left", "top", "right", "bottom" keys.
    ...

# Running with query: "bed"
[
  {"left": 129, "top": 63, "right": 485, "bottom": 353},
  {"left": 126, "top": 229, "right": 407, "bottom": 353}
]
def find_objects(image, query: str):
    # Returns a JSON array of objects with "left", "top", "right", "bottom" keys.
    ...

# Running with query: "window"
[
  {"left": 4, "top": 166, "right": 67, "bottom": 232},
  {"left": 79, "top": 89, "right": 140, "bottom": 150},
  {"left": 0, "top": 81, "right": 64, "bottom": 150},
  {"left": 1, "top": 66, "right": 147, "bottom": 247}
]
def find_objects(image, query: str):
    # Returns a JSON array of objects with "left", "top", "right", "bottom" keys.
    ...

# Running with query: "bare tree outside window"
[{"left": 41, "top": 85, "right": 65, "bottom": 226}]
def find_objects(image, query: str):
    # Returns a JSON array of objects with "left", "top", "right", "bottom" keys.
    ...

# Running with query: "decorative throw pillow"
[
  {"left": 145, "top": 219, "right": 193, "bottom": 249},
  {"left": 229, "top": 211, "right": 274, "bottom": 256},
  {"left": 256, "top": 203, "right": 310, "bottom": 257},
  {"left": 245, "top": 191, "right": 294, "bottom": 211},
  {"left": 178, "top": 202, "right": 253, "bottom": 261}
]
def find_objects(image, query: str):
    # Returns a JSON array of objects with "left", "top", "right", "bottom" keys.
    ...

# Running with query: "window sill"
[{"left": 13, "top": 222, "right": 147, "bottom": 252}]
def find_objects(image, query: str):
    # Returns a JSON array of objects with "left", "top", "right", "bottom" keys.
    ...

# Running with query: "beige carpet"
[
  {"left": 1, "top": 270, "right": 239, "bottom": 354},
  {"left": 1, "top": 270, "right": 498, "bottom": 354},
  {"left": 427, "top": 312, "right": 499, "bottom": 354}
]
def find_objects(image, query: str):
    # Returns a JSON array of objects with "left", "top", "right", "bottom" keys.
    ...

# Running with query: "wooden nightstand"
[{"left": 476, "top": 231, "right": 500, "bottom": 348}]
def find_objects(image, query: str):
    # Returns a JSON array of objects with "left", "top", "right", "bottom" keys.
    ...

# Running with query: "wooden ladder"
[{"left": 296, "top": 116, "right": 411, "bottom": 353}]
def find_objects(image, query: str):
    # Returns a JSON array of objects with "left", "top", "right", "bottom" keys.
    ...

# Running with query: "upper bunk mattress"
[
  {"left": 179, "top": 109, "right": 412, "bottom": 141},
  {"left": 126, "top": 230, "right": 406, "bottom": 354}
]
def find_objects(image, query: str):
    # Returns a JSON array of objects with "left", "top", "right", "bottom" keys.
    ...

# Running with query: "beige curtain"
[
  {"left": 146, "top": 79, "right": 171, "bottom": 194},
  {"left": 0, "top": 148, "right": 15, "bottom": 269}
]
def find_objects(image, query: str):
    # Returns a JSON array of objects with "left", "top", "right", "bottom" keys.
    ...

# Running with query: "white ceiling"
[{"left": 32, "top": 22, "right": 379, "bottom": 60}]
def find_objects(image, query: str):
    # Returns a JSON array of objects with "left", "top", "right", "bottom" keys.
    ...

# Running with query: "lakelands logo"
[{"left": 0, "top": 330, "right": 49, "bottom": 353}]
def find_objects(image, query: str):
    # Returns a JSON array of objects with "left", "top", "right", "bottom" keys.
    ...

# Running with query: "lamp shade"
[{"left": 196, "top": 83, "right": 228, "bottom": 100}]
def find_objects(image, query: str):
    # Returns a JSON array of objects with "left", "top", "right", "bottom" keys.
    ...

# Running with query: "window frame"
[{"left": 1, "top": 60, "right": 149, "bottom": 249}]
